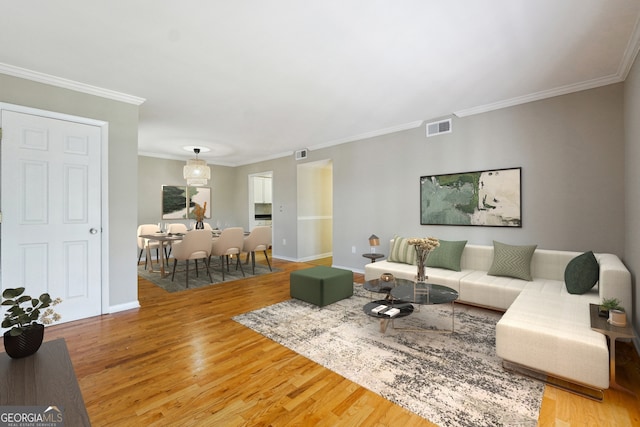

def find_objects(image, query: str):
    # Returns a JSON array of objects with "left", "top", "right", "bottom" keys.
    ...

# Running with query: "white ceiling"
[{"left": 1, "top": 1, "right": 639, "bottom": 166}]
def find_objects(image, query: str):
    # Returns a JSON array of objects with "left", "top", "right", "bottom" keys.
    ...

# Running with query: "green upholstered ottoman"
[{"left": 290, "top": 266, "right": 353, "bottom": 307}]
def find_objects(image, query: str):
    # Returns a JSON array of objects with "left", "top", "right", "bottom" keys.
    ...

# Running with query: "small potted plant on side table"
[
  {"left": 598, "top": 297, "right": 627, "bottom": 326},
  {"left": 1, "top": 287, "right": 62, "bottom": 358}
]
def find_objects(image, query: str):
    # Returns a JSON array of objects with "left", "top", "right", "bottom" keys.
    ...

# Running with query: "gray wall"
[
  {"left": 624, "top": 53, "right": 640, "bottom": 337},
  {"left": 235, "top": 158, "right": 300, "bottom": 260},
  {"left": 0, "top": 73, "right": 140, "bottom": 310},
  {"left": 328, "top": 84, "right": 625, "bottom": 270}
]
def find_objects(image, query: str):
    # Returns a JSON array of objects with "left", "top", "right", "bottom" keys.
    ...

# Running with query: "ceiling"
[{"left": 1, "top": 1, "right": 639, "bottom": 166}]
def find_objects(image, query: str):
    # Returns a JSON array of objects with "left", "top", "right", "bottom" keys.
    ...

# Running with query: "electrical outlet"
[{"left": 352, "top": 246, "right": 356, "bottom": 254}]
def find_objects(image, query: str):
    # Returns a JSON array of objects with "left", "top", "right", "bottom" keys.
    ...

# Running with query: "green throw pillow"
[
  {"left": 388, "top": 236, "right": 417, "bottom": 265},
  {"left": 564, "top": 251, "right": 599, "bottom": 294},
  {"left": 426, "top": 240, "right": 467, "bottom": 271},
  {"left": 488, "top": 241, "right": 537, "bottom": 281}
]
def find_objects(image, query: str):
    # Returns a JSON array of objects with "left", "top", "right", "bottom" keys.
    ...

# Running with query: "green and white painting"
[
  {"left": 420, "top": 168, "right": 521, "bottom": 227},
  {"left": 162, "top": 185, "right": 211, "bottom": 220}
]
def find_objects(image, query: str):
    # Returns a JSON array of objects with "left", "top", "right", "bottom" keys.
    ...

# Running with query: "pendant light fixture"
[{"left": 183, "top": 148, "right": 211, "bottom": 186}]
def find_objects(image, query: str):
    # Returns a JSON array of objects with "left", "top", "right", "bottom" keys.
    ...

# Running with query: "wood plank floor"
[{"left": 43, "top": 255, "right": 640, "bottom": 426}]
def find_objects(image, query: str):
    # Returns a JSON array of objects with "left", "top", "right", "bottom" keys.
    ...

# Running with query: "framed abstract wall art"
[
  {"left": 162, "top": 185, "right": 211, "bottom": 220},
  {"left": 420, "top": 167, "right": 522, "bottom": 227}
]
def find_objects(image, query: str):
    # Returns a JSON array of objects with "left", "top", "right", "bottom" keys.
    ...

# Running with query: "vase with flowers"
[
  {"left": 2, "top": 287, "right": 62, "bottom": 358},
  {"left": 192, "top": 202, "right": 207, "bottom": 229},
  {"left": 407, "top": 237, "right": 440, "bottom": 283}
]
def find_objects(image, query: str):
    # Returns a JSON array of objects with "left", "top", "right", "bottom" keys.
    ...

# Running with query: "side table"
[
  {"left": 589, "top": 303, "right": 637, "bottom": 395},
  {"left": 362, "top": 253, "right": 384, "bottom": 263},
  {"left": 0, "top": 338, "right": 91, "bottom": 426}
]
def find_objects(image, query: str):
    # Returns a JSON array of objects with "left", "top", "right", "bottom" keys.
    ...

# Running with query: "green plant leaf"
[
  {"left": 2, "top": 287, "right": 25, "bottom": 299},
  {"left": 9, "top": 327, "right": 25, "bottom": 336}
]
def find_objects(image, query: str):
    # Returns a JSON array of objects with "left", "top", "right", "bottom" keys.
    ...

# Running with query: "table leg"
[
  {"left": 146, "top": 244, "right": 155, "bottom": 273},
  {"left": 608, "top": 338, "right": 636, "bottom": 396},
  {"left": 379, "top": 318, "right": 390, "bottom": 333},
  {"left": 159, "top": 242, "right": 167, "bottom": 278},
  {"left": 452, "top": 301, "right": 455, "bottom": 333}
]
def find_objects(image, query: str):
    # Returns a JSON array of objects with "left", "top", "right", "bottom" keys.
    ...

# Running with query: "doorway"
[
  {"left": 1, "top": 105, "right": 107, "bottom": 324},
  {"left": 296, "top": 159, "right": 333, "bottom": 262},
  {"left": 248, "top": 171, "right": 273, "bottom": 231}
]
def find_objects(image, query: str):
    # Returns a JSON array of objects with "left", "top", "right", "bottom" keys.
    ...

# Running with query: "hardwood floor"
[{"left": 43, "top": 255, "right": 640, "bottom": 426}]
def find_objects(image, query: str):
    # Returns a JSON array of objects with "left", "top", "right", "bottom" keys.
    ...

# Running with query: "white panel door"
[{"left": 1, "top": 110, "right": 102, "bottom": 324}]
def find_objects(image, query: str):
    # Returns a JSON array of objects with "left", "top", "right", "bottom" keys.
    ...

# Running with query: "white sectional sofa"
[{"left": 364, "top": 241, "right": 632, "bottom": 393}]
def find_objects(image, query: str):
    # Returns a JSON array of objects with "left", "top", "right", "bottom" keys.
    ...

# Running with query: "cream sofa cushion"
[{"left": 496, "top": 282, "right": 608, "bottom": 389}]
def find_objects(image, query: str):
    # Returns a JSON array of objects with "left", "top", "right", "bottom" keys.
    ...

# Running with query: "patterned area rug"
[
  {"left": 138, "top": 259, "right": 278, "bottom": 292},
  {"left": 234, "top": 284, "right": 543, "bottom": 427}
]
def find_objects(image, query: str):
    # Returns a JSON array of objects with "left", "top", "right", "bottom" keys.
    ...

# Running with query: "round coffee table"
[
  {"left": 363, "top": 277, "right": 413, "bottom": 298},
  {"left": 390, "top": 282, "right": 459, "bottom": 332}
]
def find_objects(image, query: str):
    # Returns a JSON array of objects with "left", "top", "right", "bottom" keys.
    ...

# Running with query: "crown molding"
[
  {"left": 618, "top": 14, "right": 640, "bottom": 80},
  {"left": 0, "top": 62, "right": 145, "bottom": 105},
  {"left": 454, "top": 74, "right": 622, "bottom": 118}
]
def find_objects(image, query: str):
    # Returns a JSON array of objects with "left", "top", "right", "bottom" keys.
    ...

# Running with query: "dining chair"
[
  {"left": 167, "top": 223, "right": 188, "bottom": 234},
  {"left": 137, "top": 224, "right": 162, "bottom": 268},
  {"left": 165, "top": 223, "right": 189, "bottom": 259},
  {"left": 210, "top": 227, "right": 245, "bottom": 281},
  {"left": 170, "top": 229, "right": 213, "bottom": 288},
  {"left": 243, "top": 226, "right": 272, "bottom": 274}
]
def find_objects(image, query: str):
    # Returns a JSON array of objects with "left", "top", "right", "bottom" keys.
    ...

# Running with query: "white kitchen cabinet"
[
  {"left": 253, "top": 176, "right": 272, "bottom": 203},
  {"left": 263, "top": 178, "right": 272, "bottom": 203}
]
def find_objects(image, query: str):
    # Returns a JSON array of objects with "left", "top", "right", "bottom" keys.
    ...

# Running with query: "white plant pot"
[{"left": 608, "top": 309, "right": 627, "bottom": 327}]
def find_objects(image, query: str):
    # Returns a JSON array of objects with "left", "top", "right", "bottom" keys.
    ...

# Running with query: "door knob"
[{"left": 90, "top": 228, "right": 99, "bottom": 234}]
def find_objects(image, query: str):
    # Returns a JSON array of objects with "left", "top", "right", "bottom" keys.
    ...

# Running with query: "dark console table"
[{"left": 0, "top": 338, "right": 91, "bottom": 426}]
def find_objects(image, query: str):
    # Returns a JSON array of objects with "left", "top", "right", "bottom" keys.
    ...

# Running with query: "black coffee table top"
[
  {"left": 363, "top": 277, "right": 414, "bottom": 294},
  {"left": 390, "top": 283, "right": 458, "bottom": 305}
]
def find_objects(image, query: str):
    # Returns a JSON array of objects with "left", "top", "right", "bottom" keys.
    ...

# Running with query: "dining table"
[{"left": 139, "top": 233, "right": 185, "bottom": 278}]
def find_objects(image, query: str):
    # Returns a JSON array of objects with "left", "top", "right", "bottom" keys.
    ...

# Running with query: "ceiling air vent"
[
  {"left": 426, "top": 118, "right": 452, "bottom": 137},
  {"left": 295, "top": 149, "right": 308, "bottom": 160}
]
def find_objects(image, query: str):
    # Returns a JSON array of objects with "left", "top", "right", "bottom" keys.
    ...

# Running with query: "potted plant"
[
  {"left": 1, "top": 287, "right": 62, "bottom": 358},
  {"left": 600, "top": 297, "right": 627, "bottom": 327},
  {"left": 598, "top": 297, "right": 623, "bottom": 318}
]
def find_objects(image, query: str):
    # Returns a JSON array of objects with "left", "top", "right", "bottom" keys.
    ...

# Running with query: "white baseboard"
[
  {"left": 297, "top": 252, "right": 333, "bottom": 263},
  {"left": 271, "top": 253, "right": 297, "bottom": 262},
  {"left": 271, "top": 253, "right": 334, "bottom": 263},
  {"left": 109, "top": 301, "right": 140, "bottom": 314},
  {"left": 331, "top": 264, "right": 364, "bottom": 275}
]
